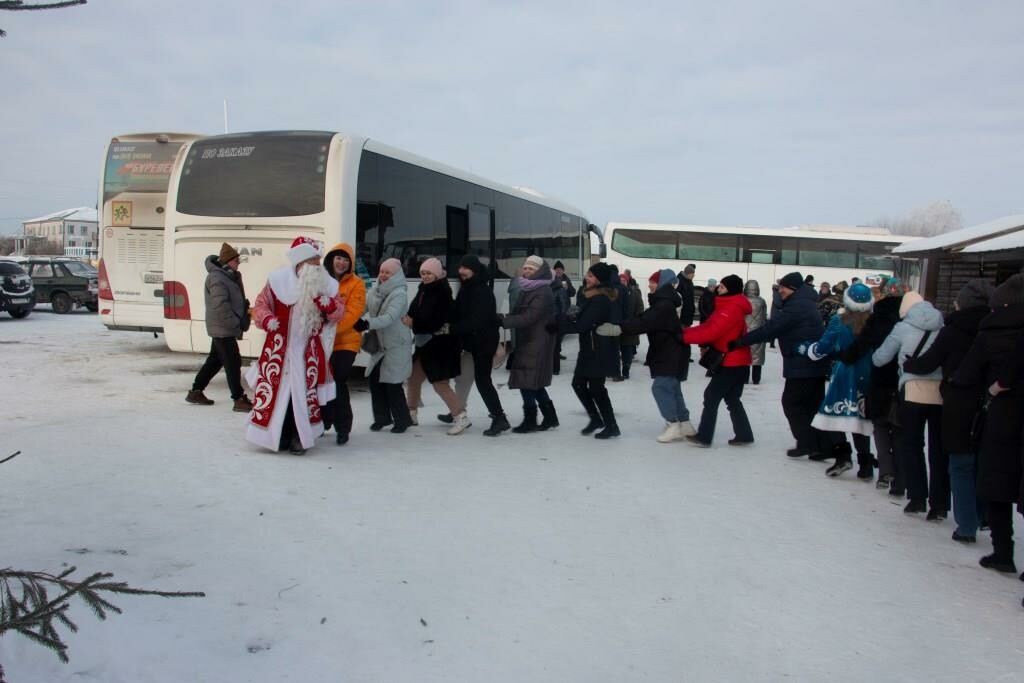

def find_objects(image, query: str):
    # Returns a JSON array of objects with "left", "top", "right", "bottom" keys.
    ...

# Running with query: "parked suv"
[
  {"left": 24, "top": 257, "right": 99, "bottom": 313},
  {"left": 0, "top": 260, "right": 36, "bottom": 318}
]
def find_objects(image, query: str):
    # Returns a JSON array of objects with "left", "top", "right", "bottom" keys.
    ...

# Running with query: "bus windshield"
[
  {"left": 103, "top": 141, "right": 183, "bottom": 201},
  {"left": 176, "top": 133, "right": 332, "bottom": 217}
]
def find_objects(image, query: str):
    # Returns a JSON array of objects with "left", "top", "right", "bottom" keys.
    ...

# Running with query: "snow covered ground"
[{"left": 1, "top": 312, "right": 1022, "bottom": 682}]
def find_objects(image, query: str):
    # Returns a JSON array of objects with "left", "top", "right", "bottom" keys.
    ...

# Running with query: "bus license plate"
[{"left": 143, "top": 273, "right": 164, "bottom": 284}]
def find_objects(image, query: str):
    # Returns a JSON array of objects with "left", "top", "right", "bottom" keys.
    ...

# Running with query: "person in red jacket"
[{"left": 681, "top": 274, "right": 755, "bottom": 447}]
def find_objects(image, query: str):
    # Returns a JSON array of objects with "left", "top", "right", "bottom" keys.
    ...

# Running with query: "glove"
[
  {"left": 544, "top": 321, "right": 559, "bottom": 333},
  {"left": 796, "top": 342, "right": 809, "bottom": 356},
  {"left": 353, "top": 318, "right": 369, "bottom": 332},
  {"left": 315, "top": 295, "right": 339, "bottom": 315},
  {"left": 263, "top": 316, "right": 280, "bottom": 332},
  {"left": 596, "top": 323, "right": 621, "bottom": 337},
  {"left": 727, "top": 340, "right": 740, "bottom": 351},
  {"left": 496, "top": 313, "right": 505, "bottom": 326}
]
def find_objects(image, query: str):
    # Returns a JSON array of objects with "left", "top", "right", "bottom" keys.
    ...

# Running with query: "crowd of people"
[{"left": 185, "top": 239, "right": 1024, "bottom": 608}]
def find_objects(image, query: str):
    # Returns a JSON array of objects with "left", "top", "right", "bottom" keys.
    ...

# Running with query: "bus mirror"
[{"left": 598, "top": 243, "right": 607, "bottom": 258}]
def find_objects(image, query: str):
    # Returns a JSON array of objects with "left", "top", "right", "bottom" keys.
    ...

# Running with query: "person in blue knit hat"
[
  {"left": 798, "top": 282, "right": 876, "bottom": 479},
  {"left": 596, "top": 269, "right": 694, "bottom": 442}
]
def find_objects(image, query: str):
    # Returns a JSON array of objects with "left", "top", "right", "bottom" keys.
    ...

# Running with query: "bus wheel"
[
  {"left": 51, "top": 293, "right": 72, "bottom": 314},
  {"left": 85, "top": 302, "right": 98, "bottom": 313}
]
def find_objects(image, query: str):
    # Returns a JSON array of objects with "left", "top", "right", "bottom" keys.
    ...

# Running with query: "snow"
[
  {"left": 892, "top": 214, "right": 1024, "bottom": 255},
  {"left": 1, "top": 313, "right": 1022, "bottom": 682},
  {"left": 21, "top": 207, "right": 98, "bottom": 225}
]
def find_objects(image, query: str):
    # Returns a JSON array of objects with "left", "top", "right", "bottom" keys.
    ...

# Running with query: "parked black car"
[
  {"left": 0, "top": 260, "right": 36, "bottom": 318},
  {"left": 24, "top": 257, "right": 98, "bottom": 313}
]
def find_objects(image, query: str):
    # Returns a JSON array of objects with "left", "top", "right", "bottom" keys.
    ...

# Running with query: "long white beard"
[{"left": 292, "top": 265, "right": 323, "bottom": 341}]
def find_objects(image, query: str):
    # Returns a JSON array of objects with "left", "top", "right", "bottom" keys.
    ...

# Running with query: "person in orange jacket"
[
  {"left": 681, "top": 274, "right": 754, "bottom": 447},
  {"left": 323, "top": 242, "right": 367, "bottom": 445}
]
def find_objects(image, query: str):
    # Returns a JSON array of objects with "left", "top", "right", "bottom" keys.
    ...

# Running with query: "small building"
[
  {"left": 893, "top": 214, "right": 1024, "bottom": 312},
  {"left": 19, "top": 207, "right": 99, "bottom": 259}
]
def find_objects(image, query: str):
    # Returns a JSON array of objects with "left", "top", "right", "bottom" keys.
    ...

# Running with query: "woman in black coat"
[
  {"left": 403, "top": 258, "right": 467, "bottom": 434},
  {"left": 597, "top": 268, "right": 692, "bottom": 442},
  {"left": 451, "top": 253, "right": 508, "bottom": 436},
  {"left": 555, "top": 262, "right": 621, "bottom": 439},
  {"left": 840, "top": 280, "right": 905, "bottom": 492},
  {"left": 952, "top": 275, "right": 1024, "bottom": 576},
  {"left": 903, "top": 279, "right": 993, "bottom": 541}
]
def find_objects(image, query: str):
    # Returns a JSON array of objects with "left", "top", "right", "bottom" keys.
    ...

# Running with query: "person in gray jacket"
[
  {"left": 186, "top": 242, "right": 253, "bottom": 412},
  {"left": 872, "top": 290, "right": 945, "bottom": 516},
  {"left": 356, "top": 257, "right": 414, "bottom": 432},
  {"left": 744, "top": 280, "right": 768, "bottom": 384}
]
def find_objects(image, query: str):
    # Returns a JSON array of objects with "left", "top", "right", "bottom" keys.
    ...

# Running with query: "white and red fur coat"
[{"left": 244, "top": 265, "right": 344, "bottom": 451}]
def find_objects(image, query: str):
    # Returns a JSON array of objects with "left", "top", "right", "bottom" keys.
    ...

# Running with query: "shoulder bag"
[{"left": 903, "top": 331, "right": 942, "bottom": 405}]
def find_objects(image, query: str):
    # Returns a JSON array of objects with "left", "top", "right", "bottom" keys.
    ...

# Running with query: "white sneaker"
[
  {"left": 447, "top": 411, "right": 471, "bottom": 435},
  {"left": 409, "top": 409, "right": 418, "bottom": 426},
  {"left": 657, "top": 422, "right": 682, "bottom": 443},
  {"left": 678, "top": 421, "right": 696, "bottom": 437}
]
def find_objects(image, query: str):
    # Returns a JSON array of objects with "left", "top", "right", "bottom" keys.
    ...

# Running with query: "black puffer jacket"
[
  {"left": 841, "top": 295, "right": 901, "bottom": 419},
  {"left": 620, "top": 285, "right": 688, "bottom": 380},
  {"left": 951, "top": 304, "right": 1024, "bottom": 504},
  {"left": 451, "top": 263, "right": 499, "bottom": 354},
  {"left": 676, "top": 275, "right": 695, "bottom": 326},
  {"left": 559, "top": 285, "right": 620, "bottom": 379},
  {"left": 903, "top": 305, "right": 989, "bottom": 453},
  {"left": 203, "top": 255, "right": 247, "bottom": 339}
]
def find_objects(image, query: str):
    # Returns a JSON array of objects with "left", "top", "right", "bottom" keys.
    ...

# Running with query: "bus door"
[{"left": 445, "top": 202, "right": 494, "bottom": 281}]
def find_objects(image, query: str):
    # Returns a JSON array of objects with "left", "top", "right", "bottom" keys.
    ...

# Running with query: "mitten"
[{"left": 353, "top": 318, "right": 369, "bottom": 332}]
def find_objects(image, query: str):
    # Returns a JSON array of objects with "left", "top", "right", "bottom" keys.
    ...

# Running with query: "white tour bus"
[
  {"left": 604, "top": 222, "right": 913, "bottom": 292},
  {"left": 162, "top": 130, "right": 595, "bottom": 358},
  {"left": 97, "top": 132, "right": 202, "bottom": 332}
]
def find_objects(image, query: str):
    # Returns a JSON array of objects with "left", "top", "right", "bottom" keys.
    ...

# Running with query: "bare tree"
[
  {"left": 873, "top": 200, "right": 963, "bottom": 237},
  {"left": 0, "top": 0, "right": 86, "bottom": 37}
]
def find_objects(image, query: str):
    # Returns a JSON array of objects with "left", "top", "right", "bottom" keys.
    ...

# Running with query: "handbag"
[
  {"left": 361, "top": 329, "right": 381, "bottom": 354},
  {"left": 699, "top": 345, "right": 725, "bottom": 373}
]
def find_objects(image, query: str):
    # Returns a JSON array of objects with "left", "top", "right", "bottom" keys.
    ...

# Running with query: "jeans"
[
  {"left": 900, "top": 400, "right": 946, "bottom": 509},
  {"left": 949, "top": 453, "right": 980, "bottom": 537},
  {"left": 192, "top": 337, "right": 244, "bottom": 399},
  {"left": 781, "top": 376, "right": 828, "bottom": 453},
  {"left": 521, "top": 388, "right": 550, "bottom": 408},
  {"left": 324, "top": 350, "right": 356, "bottom": 436},
  {"left": 651, "top": 375, "right": 689, "bottom": 423},
  {"left": 696, "top": 366, "right": 753, "bottom": 444}
]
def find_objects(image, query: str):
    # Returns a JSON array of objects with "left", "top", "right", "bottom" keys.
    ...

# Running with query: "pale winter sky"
[{"left": 1, "top": 1, "right": 1022, "bottom": 235}]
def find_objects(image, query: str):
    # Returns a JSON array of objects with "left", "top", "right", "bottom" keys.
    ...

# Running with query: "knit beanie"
[
  {"left": 649, "top": 270, "right": 661, "bottom": 284},
  {"left": 553, "top": 260, "right": 565, "bottom": 270},
  {"left": 419, "top": 257, "right": 445, "bottom": 279},
  {"left": 779, "top": 271, "right": 804, "bottom": 291},
  {"left": 990, "top": 274, "right": 1024, "bottom": 308},
  {"left": 843, "top": 283, "right": 873, "bottom": 312},
  {"left": 899, "top": 291, "right": 924, "bottom": 319},
  {"left": 655, "top": 268, "right": 676, "bottom": 289},
  {"left": 524, "top": 255, "right": 545, "bottom": 271},
  {"left": 589, "top": 262, "right": 612, "bottom": 285},
  {"left": 957, "top": 279, "right": 995, "bottom": 310},
  {"left": 459, "top": 253, "right": 485, "bottom": 276},
  {"left": 219, "top": 242, "right": 240, "bottom": 265},
  {"left": 721, "top": 274, "right": 744, "bottom": 296},
  {"left": 379, "top": 258, "right": 402, "bottom": 276}
]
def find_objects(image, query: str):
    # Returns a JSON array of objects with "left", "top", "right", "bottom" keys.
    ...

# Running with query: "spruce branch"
[{"left": 0, "top": 566, "right": 204, "bottom": 666}]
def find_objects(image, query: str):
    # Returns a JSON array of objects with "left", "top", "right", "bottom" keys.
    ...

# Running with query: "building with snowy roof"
[
  {"left": 894, "top": 214, "right": 1024, "bottom": 311},
  {"left": 18, "top": 207, "right": 99, "bottom": 258}
]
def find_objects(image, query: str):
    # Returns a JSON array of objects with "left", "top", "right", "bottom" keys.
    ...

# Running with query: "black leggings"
[{"left": 470, "top": 346, "right": 504, "bottom": 417}]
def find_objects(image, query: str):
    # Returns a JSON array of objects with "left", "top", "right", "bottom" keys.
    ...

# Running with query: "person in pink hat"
[{"left": 245, "top": 237, "right": 345, "bottom": 454}]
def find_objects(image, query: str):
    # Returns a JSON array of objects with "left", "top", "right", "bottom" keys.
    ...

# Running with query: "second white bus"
[{"left": 97, "top": 132, "right": 201, "bottom": 332}]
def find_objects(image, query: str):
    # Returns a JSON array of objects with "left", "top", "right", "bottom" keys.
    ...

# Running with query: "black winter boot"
[
  {"left": 593, "top": 392, "right": 620, "bottom": 439},
  {"left": 573, "top": 382, "right": 603, "bottom": 435},
  {"left": 512, "top": 405, "right": 539, "bottom": 434},
  {"left": 825, "top": 441, "right": 853, "bottom": 477},
  {"left": 483, "top": 413, "right": 511, "bottom": 437},
  {"left": 538, "top": 400, "right": 559, "bottom": 431}
]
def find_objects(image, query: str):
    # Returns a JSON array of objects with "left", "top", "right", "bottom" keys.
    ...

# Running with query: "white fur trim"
[
  {"left": 288, "top": 243, "right": 319, "bottom": 267},
  {"left": 843, "top": 289, "right": 873, "bottom": 313}
]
